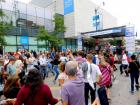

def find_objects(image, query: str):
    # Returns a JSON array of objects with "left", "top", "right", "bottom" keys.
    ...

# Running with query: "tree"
[
  {"left": 0, "top": 9, "right": 12, "bottom": 46},
  {"left": 53, "top": 13, "right": 66, "bottom": 33},
  {"left": 37, "top": 13, "right": 65, "bottom": 49},
  {"left": 37, "top": 27, "right": 64, "bottom": 49}
]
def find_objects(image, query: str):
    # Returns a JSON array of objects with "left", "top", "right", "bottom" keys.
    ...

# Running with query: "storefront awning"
[{"left": 81, "top": 26, "right": 126, "bottom": 38}]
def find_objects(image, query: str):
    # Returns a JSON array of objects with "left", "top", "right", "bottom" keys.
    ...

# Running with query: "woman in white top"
[
  {"left": 27, "top": 53, "right": 35, "bottom": 69},
  {"left": 58, "top": 62, "right": 68, "bottom": 87},
  {"left": 4, "top": 55, "right": 9, "bottom": 66}
]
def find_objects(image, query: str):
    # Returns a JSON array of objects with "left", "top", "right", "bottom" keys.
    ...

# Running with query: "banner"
[
  {"left": 125, "top": 26, "right": 135, "bottom": 53},
  {"left": 64, "top": 0, "right": 74, "bottom": 15},
  {"left": 20, "top": 36, "right": 29, "bottom": 45},
  {"left": 93, "top": 13, "right": 103, "bottom": 30},
  {"left": 125, "top": 27, "right": 134, "bottom": 37}
]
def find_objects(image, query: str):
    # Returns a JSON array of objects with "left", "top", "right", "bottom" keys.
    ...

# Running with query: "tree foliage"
[
  {"left": 0, "top": 9, "right": 12, "bottom": 46},
  {"left": 37, "top": 13, "right": 65, "bottom": 49},
  {"left": 54, "top": 13, "right": 66, "bottom": 33}
]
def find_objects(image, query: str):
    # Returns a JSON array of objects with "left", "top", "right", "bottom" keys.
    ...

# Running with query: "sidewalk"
[{"left": 110, "top": 67, "right": 140, "bottom": 105}]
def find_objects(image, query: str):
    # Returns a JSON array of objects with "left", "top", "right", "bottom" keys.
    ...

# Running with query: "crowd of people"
[{"left": 0, "top": 49, "right": 139, "bottom": 105}]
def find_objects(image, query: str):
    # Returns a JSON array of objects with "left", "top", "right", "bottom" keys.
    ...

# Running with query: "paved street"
[{"left": 45, "top": 64, "right": 140, "bottom": 105}]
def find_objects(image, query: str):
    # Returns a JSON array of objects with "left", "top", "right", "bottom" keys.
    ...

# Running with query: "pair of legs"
[
  {"left": 85, "top": 83, "right": 96, "bottom": 105},
  {"left": 130, "top": 73, "right": 139, "bottom": 92},
  {"left": 47, "top": 63, "right": 55, "bottom": 75},
  {"left": 40, "top": 66, "right": 48, "bottom": 80},
  {"left": 106, "top": 87, "right": 111, "bottom": 100},
  {"left": 53, "top": 65, "right": 59, "bottom": 82},
  {"left": 120, "top": 64, "right": 129, "bottom": 76}
]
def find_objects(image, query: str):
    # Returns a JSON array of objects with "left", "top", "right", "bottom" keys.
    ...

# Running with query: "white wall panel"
[
  {"left": 64, "top": 13, "right": 75, "bottom": 38},
  {"left": 74, "top": 0, "right": 117, "bottom": 37}
]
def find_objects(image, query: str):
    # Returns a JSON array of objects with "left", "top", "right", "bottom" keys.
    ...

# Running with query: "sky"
[{"left": 91, "top": 0, "right": 140, "bottom": 37}]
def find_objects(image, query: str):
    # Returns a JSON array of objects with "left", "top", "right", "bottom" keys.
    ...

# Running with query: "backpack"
[{"left": 81, "top": 62, "right": 89, "bottom": 79}]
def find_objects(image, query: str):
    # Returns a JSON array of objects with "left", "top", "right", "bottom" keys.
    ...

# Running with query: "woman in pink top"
[{"left": 98, "top": 59, "right": 112, "bottom": 100}]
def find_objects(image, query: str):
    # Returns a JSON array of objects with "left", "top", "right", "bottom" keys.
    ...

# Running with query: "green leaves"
[
  {"left": 54, "top": 14, "right": 66, "bottom": 33},
  {"left": 37, "top": 26, "right": 50, "bottom": 41},
  {"left": 37, "top": 27, "right": 64, "bottom": 48},
  {"left": 37, "top": 13, "right": 65, "bottom": 49},
  {"left": 0, "top": 9, "right": 12, "bottom": 46}
]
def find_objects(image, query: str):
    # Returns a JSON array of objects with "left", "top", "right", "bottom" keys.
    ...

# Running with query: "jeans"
[
  {"left": 47, "top": 63, "right": 54, "bottom": 75},
  {"left": 40, "top": 66, "right": 48, "bottom": 79},
  {"left": 53, "top": 65, "right": 59, "bottom": 81},
  {"left": 84, "top": 83, "right": 96, "bottom": 105},
  {"left": 130, "top": 72, "right": 139, "bottom": 92},
  {"left": 120, "top": 64, "right": 129, "bottom": 76}
]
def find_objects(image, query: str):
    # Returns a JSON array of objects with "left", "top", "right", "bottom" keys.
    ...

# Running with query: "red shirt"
[
  {"left": 14, "top": 84, "right": 58, "bottom": 105},
  {"left": 98, "top": 64, "right": 111, "bottom": 86}
]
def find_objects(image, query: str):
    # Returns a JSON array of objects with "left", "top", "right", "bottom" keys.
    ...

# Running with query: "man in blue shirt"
[{"left": 7, "top": 56, "right": 16, "bottom": 76}]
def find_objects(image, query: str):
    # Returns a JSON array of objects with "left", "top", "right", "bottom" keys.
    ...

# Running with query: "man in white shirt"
[
  {"left": 82, "top": 54, "right": 102, "bottom": 105},
  {"left": 39, "top": 54, "right": 47, "bottom": 79},
  {"left": 120, "top": 51, "right": 129, "bottom": 76}
]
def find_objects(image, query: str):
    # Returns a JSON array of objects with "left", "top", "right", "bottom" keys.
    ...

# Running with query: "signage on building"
[
  {"left": 64, "top": 0, "right": 74, "bottom": 15},
  {"left": 125, "top": 37, "right": 135, "bottom": 53},
  {"left": 93, "top": 14, "right": 103, "bottom": 30},
  {"left": 87, "top": 28, "right": 122, "bottom": 37},
  {"left": 125, "top": 26, "right": 135, "bottom": 53},
  {"left": 125, "top": 26, "right": 134, "bottom": 37},
  {"left": 20, "top": 36, "right": 29, "bottom": 45}
]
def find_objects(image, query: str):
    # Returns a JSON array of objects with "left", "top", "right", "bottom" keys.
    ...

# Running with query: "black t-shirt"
[
  {"left": 129, "top": 61, "right": 140, "bottom": 74},
  {"left": 51, "top": 59, "right": 61, "bottom": 65}
]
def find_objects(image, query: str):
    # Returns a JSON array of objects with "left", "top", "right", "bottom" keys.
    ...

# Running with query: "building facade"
[
  {"left": 2, "top": 0, "right": 118, "bottom": 52},
  {"left": 43, "top": 0, "right": 117, "bottom": 50},
  {"left": 1, "top": 0, "right": 54, "bottom": 52}
]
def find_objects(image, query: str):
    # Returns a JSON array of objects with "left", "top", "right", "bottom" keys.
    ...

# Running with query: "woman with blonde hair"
[
  {"left": 98, "top": 59, "right": 112, "bottom": 101},
  {"left": 4, "top": 76, "right": 20, "bottom": 99}
]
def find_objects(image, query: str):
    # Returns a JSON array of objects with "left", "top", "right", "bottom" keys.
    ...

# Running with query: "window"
[
  {"left": 5, "top": 46, "right": 16, "bottom": 52},
  {"left": 29, "top": 37, "right": 37, "bottom": 45},
  {"left": 5, "top": 36, "right": 16, "bottom": 45}
]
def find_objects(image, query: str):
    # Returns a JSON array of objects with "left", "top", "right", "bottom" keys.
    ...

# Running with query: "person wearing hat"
[{"left": 6, "top": 56, "right": 16, "bottom": 77}]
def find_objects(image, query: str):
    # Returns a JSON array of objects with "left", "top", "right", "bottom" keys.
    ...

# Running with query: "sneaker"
[{"left": 129, "top": 91, "right": 134, "bottom": 94}]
